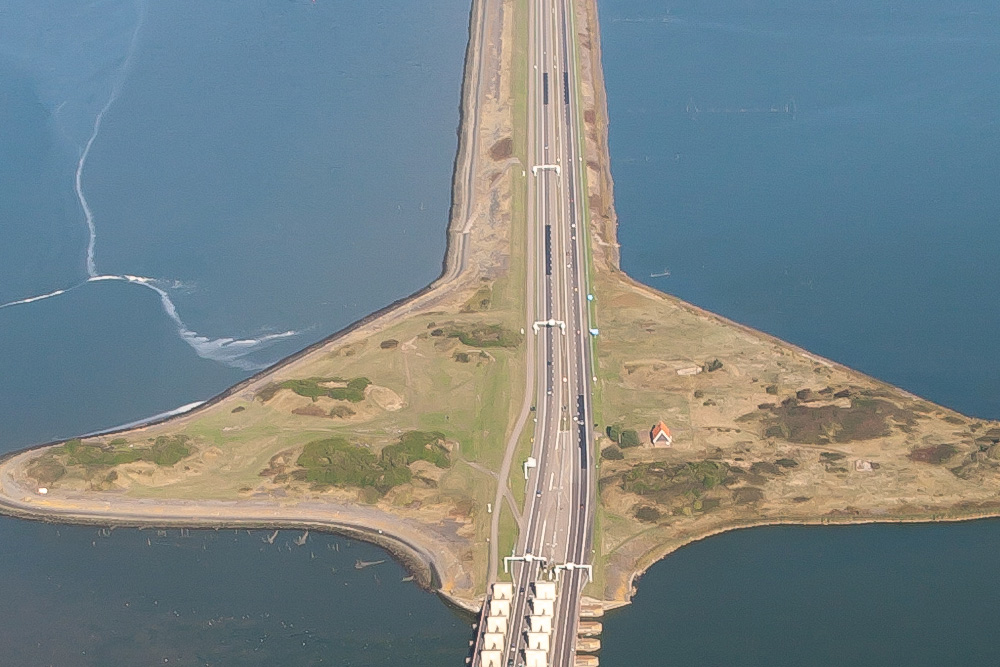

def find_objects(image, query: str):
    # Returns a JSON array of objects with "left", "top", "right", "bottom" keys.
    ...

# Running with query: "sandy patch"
[{"left": 368, "top": 385, "right": 405, "bottom": 412}]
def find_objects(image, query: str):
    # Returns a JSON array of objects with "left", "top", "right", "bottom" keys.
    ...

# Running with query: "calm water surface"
[
  {"left": 603, "top": 522, "right": 1000, "bottom": 666},
  {"left": 601, "top": 0, "right": 1000, "bottom": 417},
  {"left": 1, "top": 0, "right": 471, "bottom": 663},
  {"left": 599, "top": 0, "right": 1000, "bottom": 663},
  {"left": 4, "top": 0, "right": 1000, "bottom": 663}
]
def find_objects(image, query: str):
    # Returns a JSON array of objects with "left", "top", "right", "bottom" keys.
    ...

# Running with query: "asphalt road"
[{"left": 479, "top": 0, "right": 596, "bottom": 664}]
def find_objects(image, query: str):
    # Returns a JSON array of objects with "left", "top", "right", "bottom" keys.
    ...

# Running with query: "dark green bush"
[
  {"left": 619, "top": 429, "right": 641, "bottom": 448},
  {"left": 634, "top": 505, "right": 661, "bottom": 522},
  {"left": 601, "top": 445, "right": 624, "bottom": 461}
]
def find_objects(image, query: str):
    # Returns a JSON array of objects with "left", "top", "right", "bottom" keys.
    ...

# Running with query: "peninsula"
[{"left": 3, "top": 0, "right": 999, "bottom": 629}]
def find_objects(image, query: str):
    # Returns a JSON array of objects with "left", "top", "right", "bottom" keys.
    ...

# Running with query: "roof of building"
[{"left": 651, "top": 421, "right": 672, "bottom": 440}]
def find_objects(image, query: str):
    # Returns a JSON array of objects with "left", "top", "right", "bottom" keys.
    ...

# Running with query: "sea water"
[
  {"left": 598, "top": 0, "right": 1000, "bottom": 663},
  {"left": 0, "top": 0, "right": 471, "bottom": 663},
  {"left": 5, "top": 0, "right": 1000, "bottom": 663},
  {"left": 599, "top": 0, "right": 1000, "bottom": 419}
]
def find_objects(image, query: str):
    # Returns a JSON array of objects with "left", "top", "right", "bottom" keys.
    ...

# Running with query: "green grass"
[
  {"left": 440, "top": 461, "right": 498, "bottom": 595},
  {"left": 26, "top": 455, "right": 66, "bottom": 486},
  {"left": 58, "top": 436, "right": 191, "bottom": 468},
  {"left": 446, "top": 324, "right": 522, "bottom": 348},
  {"left": 583, "top": 505, "right": 605, "bottom": 598},
  {"left": 492, "top": 169, "right": 528, "bottom": 316},
  {"left": 511, "top": 0, "right": 529, "bottom": 163},
  {"left": 508, "top": 425, "right": 533, "bottom": 511},
  {"left": 497, "top": 502, "right": 519, "bottom": 581},
  {"left": 381, "top": 431, "right": 450, "bottom": 468},
  {"left": 259, "top": 376, "right": 371, "bottom": 403},
  {"left": 462, "top": 285, "right": 494, "bottom": 312},
  {"left": 297, "top": 431, "right": 453, "bottom": 496},
  {"left": 297, "top": 437, "right": 407, "bottom": 493},
  {"left": 469, "top": 355, "right": 513, "bottom": 468}
]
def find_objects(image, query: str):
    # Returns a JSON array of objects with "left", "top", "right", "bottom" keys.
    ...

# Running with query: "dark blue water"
[
  {"left": 598, "top": 0, "right": 1000, "bottom": 663},
  {"left": 603, "top": 522, "right": 1000, "bottom": 666},
  {"left": 601, "top": 0, "right": 1000, "bottom": 420},
  {"left": 1, "top": 0, "right": 468, "bottom": 440},
  {"left": 0, "top": 521, "right": 468, "bottom": 665},
  {"left": 1, "top": 0, "right": 471, "bottom": 663},
  {"left": 4, "top": 0, "right": 1000, "bottom": 663}
]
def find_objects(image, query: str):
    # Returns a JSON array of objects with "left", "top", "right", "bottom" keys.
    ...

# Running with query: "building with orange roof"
[{"left": 650, "top": 421, "right": 672, "bottom": 447}]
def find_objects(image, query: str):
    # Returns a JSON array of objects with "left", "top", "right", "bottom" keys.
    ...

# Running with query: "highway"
[{"left": 476, "top": 0, "right": 596, "bottom": 664}]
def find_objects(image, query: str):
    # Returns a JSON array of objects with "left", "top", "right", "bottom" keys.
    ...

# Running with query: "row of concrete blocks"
[{"left": 479, "top": 581, "right": 559, "bottom": 667}]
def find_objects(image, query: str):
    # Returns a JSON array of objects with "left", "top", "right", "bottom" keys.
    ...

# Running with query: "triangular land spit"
[{"left": 1, "top": 0, "right": 997, "bottom": 610}]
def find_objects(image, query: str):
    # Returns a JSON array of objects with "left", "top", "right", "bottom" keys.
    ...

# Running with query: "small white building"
[
  {"left": 491, "top": 582, "right": 514, "bottom": 600},
  {"left": 488, "top": 599, "right": 511, "bottom": 618},
  {"left": 524, "top": 648, "right": 549, "bottom": 667},
  {"left": 479, "top": 649, "right": 503, "bottom": 667},
  {"left": 530, "top": 598, "right": 554, "bottom": 617},
  {"left": 486, "top": 615, "right": 509, "bottom": 635},
  {"left": 482, "top": 632, "right": 506, "bottom": 650},
  {"left": 532, "top": 581, "right": 557, "bottom": 600},
  {"left": 525, "top": 632, "right": 550, "bottom": 651}
]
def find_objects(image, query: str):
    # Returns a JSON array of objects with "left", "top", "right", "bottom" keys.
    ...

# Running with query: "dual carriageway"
[{"left": 473, "top": 0, "right": 597, "bottom": 665}]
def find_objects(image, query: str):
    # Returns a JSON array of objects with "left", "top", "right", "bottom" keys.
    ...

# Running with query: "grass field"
[{"left": 497, "top": 502, "right": 519, "bottom": 581}]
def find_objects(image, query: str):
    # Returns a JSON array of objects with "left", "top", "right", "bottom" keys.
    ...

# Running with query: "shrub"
[
  {"left": 381, "top": 431, "right": 450, "bottom": 468},
  {"left": 601, "top": 445, "right": 624, "bottom": 461},
  {"left": 634, "top": 505, "right": 661, "bottom": 522},
  {"left": 619, "top": 429, "right": 641, "bottom": 448},
  {"left": 732, "top": 487, "right": 765, "bottom": 504},
  {"left": 347, "top": 377, "right": 371, "bottom": 391},
  {"left": 297, "top": 437, "right": 409, "bottom": 494},
  {"left": 273, "top": 377, "right": 372, "bottom": 403},
  {"left": 703, "top": 359, "right": 724, "bottom": 373},
  {"left": 909, "top": 443, "right": 959, "bottom": 464},
  {"left": 606, "top": 424, "right": 622, "bottom": 443},
  {"left": 257, "top": 384, "right": 282, "bottom": 402},
  {"left": 149, "top": 436, "right": 191, "bottom": 466},
  {"left": 27, "top": 456, "right": 65, "bottom": 486},
  {"left": 58, "top": 435, "right": 190, "bottom": 468},
  {"left": 448, "top": 324, "right": 520, "bottom": 348}
]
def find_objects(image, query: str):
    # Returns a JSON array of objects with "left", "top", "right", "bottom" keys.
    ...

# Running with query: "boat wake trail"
[{"left": 3, "top": 0, "right": 300, "bottom": 371}]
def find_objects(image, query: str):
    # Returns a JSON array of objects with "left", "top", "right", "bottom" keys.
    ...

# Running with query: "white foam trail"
[
  {"left": 75, "top": 0, "right": 147, "bottom": 277},
  {"left": 120, "top": 275, "right": 298, "bottom": 370},
  {"left": 1, "top": 274, "right": 300, "bottom": 369},
  {"left": 8, "top": 0, "right": 300, "bottom": 371},
  {"left": 84, "top": 400, "right": 206, "bottom": 435},
  {"left": 0, "top": 288, "right": 70, "bottom": 310}
]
